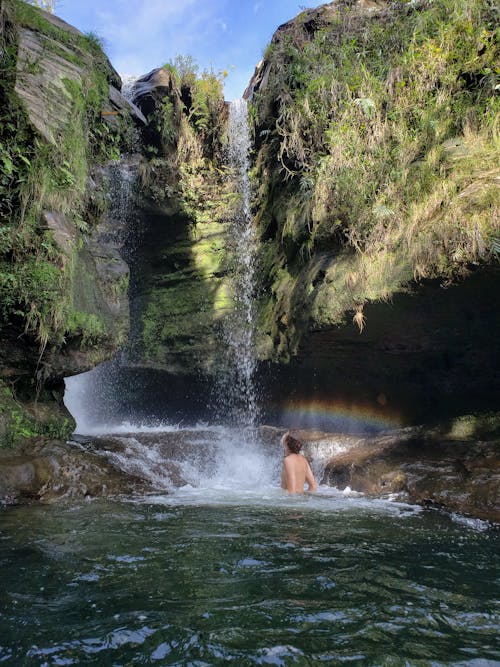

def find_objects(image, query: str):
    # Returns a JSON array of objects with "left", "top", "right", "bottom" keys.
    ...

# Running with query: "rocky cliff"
[
  {"left": 245, "top": 0, "right": 499, "bottom": 426},
  {"left": 124, "top": 64, "right": 234, "bottom": 377},
  {"left": 248, "top": 0, "right": 499, "bottom": 360},
  {"left": 0, "top": 0, "right": 142, "bottom": 445}
]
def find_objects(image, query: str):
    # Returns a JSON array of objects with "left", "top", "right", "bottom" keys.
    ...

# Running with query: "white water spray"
[
  {"left": 218, "top": 99, "right": 259, "bottom": 427},
  {"left": 64, "top": 160, "right": 138, "bottom": 433},
  {"left": 120, "top": 74, "right": 138, "bottom": 101}
]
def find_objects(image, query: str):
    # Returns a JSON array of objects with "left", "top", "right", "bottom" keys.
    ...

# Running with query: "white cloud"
[{"left": 253, "top": 2, "right": 263, "bottom": 13}]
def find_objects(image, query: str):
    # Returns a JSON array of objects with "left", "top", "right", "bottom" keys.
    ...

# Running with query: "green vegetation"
[
  {"left": 168, "top": 55, "right": 227, "bottom": 153},
  {"left": 0, "top": 380, "right": 74, "bottom": 447},
  {"left": 134, "top": 56, "right": 233, "bottom": 370},
  {"left": 0, "top": 0, "right": 133, "bottom": 356},
  {"left": 250, "top": 0, "right": 499, "bottom": 358}
]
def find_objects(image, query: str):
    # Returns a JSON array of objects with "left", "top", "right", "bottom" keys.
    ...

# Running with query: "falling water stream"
[
  {"left": 2, "top": 104, "right": 498, "bottom": 666},
  {"left": 64, "top": 158, "right": 139, "bottom": 434},
  {"left": 218, "top": 99, "right": 259, "bottom": 427}
]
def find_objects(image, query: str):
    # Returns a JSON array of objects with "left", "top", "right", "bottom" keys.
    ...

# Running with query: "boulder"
[
  {"left": 130, "top": 67, "right": 183, "bottom": 150},
  {"left": 130, "top": 67, "right": 179, "bottom": 113},
  {"left": 0, "top": 439, "right": 150, "bottom": 504},
  {"left": 322, "top": 432, "right": 500, "bottom": 523}
]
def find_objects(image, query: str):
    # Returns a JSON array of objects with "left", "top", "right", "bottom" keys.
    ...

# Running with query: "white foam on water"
[
  {"left": 142, "top": 485, "right": 422, "bottom": 516},
  {"left": 81, "top": 426, "right": 422, "bottom": 517},
  {"left": 449, "top": 513, "right": 491, "bottom": 532}
]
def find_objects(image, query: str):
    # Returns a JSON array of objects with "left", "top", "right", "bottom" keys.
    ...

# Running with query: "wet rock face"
[
  {"left": 321, "top": 433, "right": 500, "bottom": 523},
  {"left": 0, "top": 439, "right": 150, "bottom": 504}
]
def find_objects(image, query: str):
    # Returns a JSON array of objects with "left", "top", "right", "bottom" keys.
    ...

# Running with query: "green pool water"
[{"left": 1, "top": 497, "right": 498, "bottom": 666}]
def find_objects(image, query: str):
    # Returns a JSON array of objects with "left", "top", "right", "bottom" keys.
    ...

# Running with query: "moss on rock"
[
  {"left": 128, "top": 62, "right": 235, "bottom": 375},
  {"left": 249, "top": 0, "right": 500, "bottom": 359},
  {"left": 0, "top": 0, "right": 138, "bottom": 445},
  {"left": 0, "top": 380, "right": 74, "bottom": 448}
]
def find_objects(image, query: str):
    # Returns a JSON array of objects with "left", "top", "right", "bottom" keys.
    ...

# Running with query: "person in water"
[{"left": 281, "top": 431, "right": 317, "bottom": 494}]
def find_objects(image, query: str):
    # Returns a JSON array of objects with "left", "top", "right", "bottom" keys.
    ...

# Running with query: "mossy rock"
[
  {"left": 0, "top": 380, "right": 74, "bottom": 449},
  {"left": 249, "top": 0, "right": 500, "bottom": 359}
]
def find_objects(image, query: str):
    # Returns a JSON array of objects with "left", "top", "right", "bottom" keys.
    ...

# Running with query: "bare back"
[{"left": 281, "top": 453, "right": 317, "bottom": 494}]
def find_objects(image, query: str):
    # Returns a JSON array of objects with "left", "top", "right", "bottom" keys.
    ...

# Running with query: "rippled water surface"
[{"left": 1, "top": 498, "right": 499, "bottom": 666}]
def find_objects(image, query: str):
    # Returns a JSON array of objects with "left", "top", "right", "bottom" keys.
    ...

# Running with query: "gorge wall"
[
  {"left": 1, "top": 0, "right": 499, "bottom": 444},
  {"left": 245, "top": 0, "right": 499, "bottom": 427},
  {"left": 248, "top": 0, "right": 498, "bottom": 358},
  {"left": 0, "top": 0, "right": 142, "bottom": 444}
]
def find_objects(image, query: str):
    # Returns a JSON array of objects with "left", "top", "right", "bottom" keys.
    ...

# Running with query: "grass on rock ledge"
[{"left": 250, "top": 0, "right": 500, "bottom": 358}]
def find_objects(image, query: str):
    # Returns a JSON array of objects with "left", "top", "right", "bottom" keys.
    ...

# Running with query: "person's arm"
[
  {"left": 281, "top": 462, "right": 287, "bottom": 490},
  {"left": 305, "top": 460, "right": 317, "bottom": 492}
]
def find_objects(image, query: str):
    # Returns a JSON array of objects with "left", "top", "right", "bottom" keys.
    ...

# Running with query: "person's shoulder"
[{"left": 284, "top": 453, "right": 305, "bottom": 465}]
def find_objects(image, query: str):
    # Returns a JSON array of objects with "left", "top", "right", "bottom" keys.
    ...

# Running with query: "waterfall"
[
  {"left": 64, "top": 159, "right": 138, "bottom": 433},
  {"left": 120, "top": 75, "right": 138, "bottom": 102},
  {"left": 217, "top": 99, "right": 259, "bottom": 427},
  {"left": 65, "top": 102, "right": 261, "bottom": 436}
]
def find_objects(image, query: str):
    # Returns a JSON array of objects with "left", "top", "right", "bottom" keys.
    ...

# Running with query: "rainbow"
[{"left": 275, "top": 397, "right": 403, "bottom": 434}]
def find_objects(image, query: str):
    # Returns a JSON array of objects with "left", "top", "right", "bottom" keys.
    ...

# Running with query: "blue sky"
[{"left": 56, "top": 1, "right": 325, "bottom": 100}]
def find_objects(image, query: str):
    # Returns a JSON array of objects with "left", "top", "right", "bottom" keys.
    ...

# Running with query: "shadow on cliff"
[
  {"left": 259, "top": 266, "right": 500, "bottom": 431},
  {"left": 78, "top": 203, "right": 224, "bottom": 425}
]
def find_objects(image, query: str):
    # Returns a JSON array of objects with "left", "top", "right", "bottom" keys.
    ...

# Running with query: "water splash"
[
  {"left": 120, "top": 74, "right": 138, "bottom": 102},
  {"left": 217, "top": 99, "right": 259, "bottom": 427},
  {"left": 73, "top": 427, "right": 280, "bottom": 495},
  {"left": 71, "top": 426, "right": 418, "bottom": 511}
]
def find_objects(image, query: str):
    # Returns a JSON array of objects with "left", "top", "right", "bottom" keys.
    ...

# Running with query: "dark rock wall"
[{"left": 259, "top": 268, "right": 500, "bottom": 430}]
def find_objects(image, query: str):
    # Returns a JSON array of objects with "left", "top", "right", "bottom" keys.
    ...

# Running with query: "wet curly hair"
[{"left": 283, "top": 432, "right": 303, "bottom": 454}]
